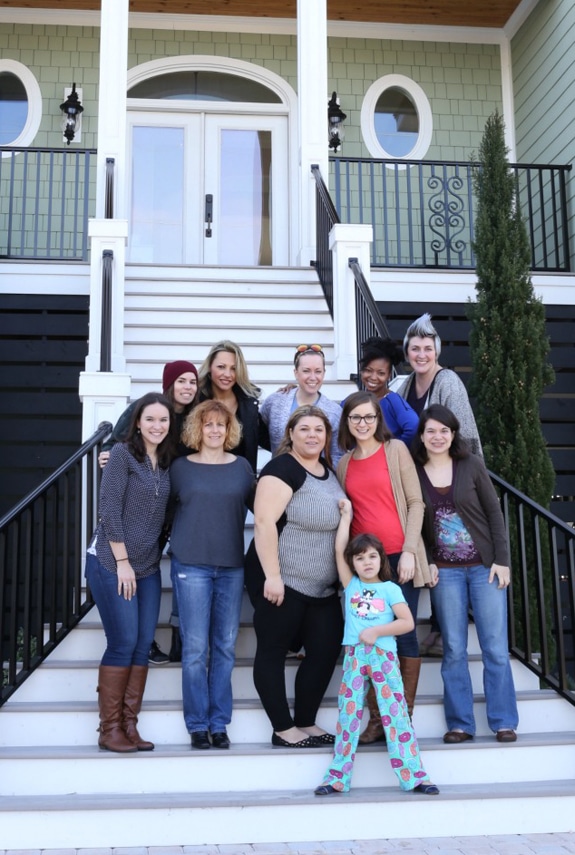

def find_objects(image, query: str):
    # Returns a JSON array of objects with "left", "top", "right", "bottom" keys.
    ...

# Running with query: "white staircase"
[{"left": 2, "top": 265, "right": 575, "bottom": 848}]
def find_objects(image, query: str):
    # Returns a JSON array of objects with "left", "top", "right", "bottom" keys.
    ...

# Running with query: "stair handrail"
[
  {"left": 0, "top": 421, "right": 112, "bottom": 706},
  {"left": 311, "top": 163, "right": 340, "bottom": 317},
  {"left": 488, "top": 470, "right": 575, "bottom": 704}
]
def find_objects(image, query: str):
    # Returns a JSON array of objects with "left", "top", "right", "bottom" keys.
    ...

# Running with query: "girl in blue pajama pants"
[{"left": 315, "top": 503, "right": 439, "bottom": 796}]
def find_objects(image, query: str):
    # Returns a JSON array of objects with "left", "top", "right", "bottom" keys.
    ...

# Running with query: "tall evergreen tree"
[{"left": 469, "top": 110, "right": 555, "bottom": 508}]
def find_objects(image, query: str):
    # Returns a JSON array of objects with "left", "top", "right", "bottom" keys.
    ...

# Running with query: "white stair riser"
[
  {"left": 2, "top": 693, "right": 572, "bottom": 747},
  {"left": 12, "top": 654, "right": 540, "bottom": 704},
  {"left": 3, "top": 741, "right": 574, "bottom": 797},
  {"left": 2, "top": 792, "right": 575, "bottom": 850}
]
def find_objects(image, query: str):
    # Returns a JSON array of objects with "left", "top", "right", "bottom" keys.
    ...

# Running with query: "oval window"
[
  {"left": 0, "top": 71, "right": 28, "bottom": 144},
  {"left": 361, "top": 75, "right": 432, "bottom": 161},
  {"left": 0, "top": 60, "right": 42, "bottom": 150}
]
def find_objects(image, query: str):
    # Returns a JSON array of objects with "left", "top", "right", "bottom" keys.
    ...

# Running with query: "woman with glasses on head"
[
  {"left": 337, "top": 391, "right": 436, "bottom": 744},
  {"left": 260, "top": 344, "right": 343, "bottom": 465}
]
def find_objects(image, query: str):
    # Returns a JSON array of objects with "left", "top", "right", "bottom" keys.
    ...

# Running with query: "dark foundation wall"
[
  {"left": 379, "top": 302, "right": 575, "bottom": 523},
  {"left": 0, "top": 295, "right": 89, "bottom": 518}
]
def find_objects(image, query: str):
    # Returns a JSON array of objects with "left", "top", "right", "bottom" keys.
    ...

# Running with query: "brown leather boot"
[
  {"left": 97, "top": 665, "right": 138, "bottom": 753},
  {"left": 122, "top": 665, "right": 154, "bottom": 751},
  {"left": 399, "top": 655, "right": 422, "bottom": 719},
  {"left": 359, "top": 684, "right": 385, "bottom": 744}
]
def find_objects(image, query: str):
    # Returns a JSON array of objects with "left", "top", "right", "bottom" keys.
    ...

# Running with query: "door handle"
[{"left": 205, "top": 194, "right": 213, "bottom": 237}]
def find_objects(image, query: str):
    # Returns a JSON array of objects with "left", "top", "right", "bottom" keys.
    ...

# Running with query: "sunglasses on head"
[{"left": 294, "top": 344, "right": 324, "bottom": 363}]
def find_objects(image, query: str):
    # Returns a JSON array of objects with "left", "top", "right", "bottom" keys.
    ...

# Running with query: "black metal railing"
[
  {"left": 104, "top": 157, "right": 115, "bottom": 219},
  {"left": 0, "top": 421, "right": 112, "bottom": 706},
  {"left": 331, "top": 157, "right": 572, "bottom": 272},
  {"left": 348, "top": 256, "right": 392, "bottom": 382},
  {"left": 491, "top": 471, "right": 575, "bottom": 704},
  {"left": 311, "top": 163, "right": 340, "bottom": 316},
  {"left": 0, "top": 146, "right": 97, "bottom": 260}
]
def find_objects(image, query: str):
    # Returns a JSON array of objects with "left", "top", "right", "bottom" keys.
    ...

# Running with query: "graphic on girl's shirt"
[
  {"left": 434, "top": 502, "right": 477, "bottom": 563},
  {"left": 350, "top": 587, "right": 386, "bottom": 618}
]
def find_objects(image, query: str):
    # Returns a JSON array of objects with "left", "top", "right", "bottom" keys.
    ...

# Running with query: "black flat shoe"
[
  {"left": 308, "top": 732, "right": 335, "bottom": 745},
  {"left": 271, "top": 732, "right": 319, "bottom": 748},
  {"left": 211, "top": 731, "right": 231, "bottom": 749},
  {"left": 190, "top": 730, "right": 211, "bottom": 749},
  {"left": 413, "top": 782, "right": 440, "bottom": 795},
  {"left": 314, "top": 784, "right": 340, "bottom": 796}
]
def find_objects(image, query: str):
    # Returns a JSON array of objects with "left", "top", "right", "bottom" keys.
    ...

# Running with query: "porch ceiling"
[{"left": 1, "top": 1, "right": 526, "bottom": 29}]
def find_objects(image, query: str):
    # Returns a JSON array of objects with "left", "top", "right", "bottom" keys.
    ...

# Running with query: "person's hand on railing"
[{"left": 98, "top": 450, "right": 110, "bottom": 469}]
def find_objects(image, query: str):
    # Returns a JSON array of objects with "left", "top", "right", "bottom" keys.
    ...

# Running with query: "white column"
[
  {"left": 329, "top": 223, "right": 373, "bottom": 381},
  {"left": 79, "top": 370, "right": 131, "bottom": 442},
  {"left": 95, "top": 0, "right": 129, "bottom": 218},
  {"left": 297, "top": 0, "right": 329, "bottom": 266}
]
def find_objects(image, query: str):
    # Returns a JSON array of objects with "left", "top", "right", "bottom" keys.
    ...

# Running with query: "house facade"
[{"left": 0, "top": 0, "right": 573, "bottom": 515}]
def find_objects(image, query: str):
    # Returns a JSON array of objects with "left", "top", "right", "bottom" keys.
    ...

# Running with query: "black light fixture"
[
  {"left": 60, "top": 83, "right": 84, "bottom": 145},
  {"left": 328, "top": 91, "right": 347, "bottom": 153}
]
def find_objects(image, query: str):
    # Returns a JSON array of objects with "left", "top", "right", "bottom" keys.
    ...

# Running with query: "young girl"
[{"left": 314, "top": 500, "right": 439, "bottom": 796}]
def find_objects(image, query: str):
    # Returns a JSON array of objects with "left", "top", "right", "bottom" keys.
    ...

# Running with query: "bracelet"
[{"left": 116, "top": 557, "right": 129, "bottom": 563}]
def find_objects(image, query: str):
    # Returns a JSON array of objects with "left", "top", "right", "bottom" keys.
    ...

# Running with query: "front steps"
[{"left": 2, "top": 586, "right": 575, "bottom": 848}]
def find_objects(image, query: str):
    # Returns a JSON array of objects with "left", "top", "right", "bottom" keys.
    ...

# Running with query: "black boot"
[{"left": 169, "top": 626, "right": 182, "bottom": 663}]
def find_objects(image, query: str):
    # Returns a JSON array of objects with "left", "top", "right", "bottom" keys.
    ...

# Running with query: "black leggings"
[{"left": 252, "top": 587, "right": 343, "bottom": 733}]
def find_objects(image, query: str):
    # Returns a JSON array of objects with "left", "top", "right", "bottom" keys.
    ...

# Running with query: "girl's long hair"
[
  {"left": 344, "top": 533, "right": 392, "bottom": 582},
  {"left": 125, "top": 392, "right": 176, "bottom": 468},
  {"left": 411, "top": 404, "right": 470, "bottom": 465}
]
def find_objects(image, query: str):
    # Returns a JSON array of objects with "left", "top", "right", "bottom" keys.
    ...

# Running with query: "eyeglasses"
[
  {"left": 294, "top": 344, "right": 324, "bottom": 364},
  {"left": 348, "top": 413, "right": 377, "bottom": 425}
]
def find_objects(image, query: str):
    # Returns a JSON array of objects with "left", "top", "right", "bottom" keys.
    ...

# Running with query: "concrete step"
[
  {"left": 2, "top": 780, "right": 575, "bottom": 849},
  {"left": 2, "top": 732, "right": 575, "bottom": 798},
  {"left": 1, "top": 689, "right": 571, "bottom": 747}
]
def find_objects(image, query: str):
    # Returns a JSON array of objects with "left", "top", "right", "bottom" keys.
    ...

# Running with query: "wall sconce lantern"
[
  {"left": 328, "top": 91, "right": 347, "bottom": 152},
  {"left": 60, "top": 83, "right": 83, "bottom": 145}
]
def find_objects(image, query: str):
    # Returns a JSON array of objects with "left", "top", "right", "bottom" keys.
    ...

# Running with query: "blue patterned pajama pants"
[{"left": 319, "top": 643, "right": 430, "bottom": 792}]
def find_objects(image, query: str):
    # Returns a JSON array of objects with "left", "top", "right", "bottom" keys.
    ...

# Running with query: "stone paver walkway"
[{"left": 4, "top": 835, "right": 575, "bottom": 855}]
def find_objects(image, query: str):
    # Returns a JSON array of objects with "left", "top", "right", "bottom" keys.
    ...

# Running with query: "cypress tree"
[{"left": 468, "top": 110, "right": 555, "bottom": 508}]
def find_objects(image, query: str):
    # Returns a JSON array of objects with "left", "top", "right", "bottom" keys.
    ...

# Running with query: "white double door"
[{"left": 127, "top": 110, "right": 289, "bottom": 266}]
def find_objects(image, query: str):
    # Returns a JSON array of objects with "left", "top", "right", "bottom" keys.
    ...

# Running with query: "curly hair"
[
  {"left": 181, "top": 399, "right": 242, "bottom": 452},
  {"left": 360, "top": 336, "right": 404, "bottom": 370},
  {"left": 126, "top": 393, "right": 176, "bottom": 468},
  {"left": 344, "top": 533, "right": 392, "bottom": 582},
  {"left": 276, "top": 405, "right": 333, "bottom": 469},
  {"left": 338, "top": 391, "right": 391, "bottom": 452}
]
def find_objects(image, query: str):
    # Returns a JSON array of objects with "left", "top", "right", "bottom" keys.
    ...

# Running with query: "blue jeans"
[
  {"left": 172, "top": 558, "right": 244, "bottom": 734},
  {"left": 431, "top": 563, "right": 519, "bottom": 734},
  {"left": 389, "top": 553, "right": 420, "bottom": 657},
  {"left": 85, "top": 552, "right": 161, "bottom": 666}
]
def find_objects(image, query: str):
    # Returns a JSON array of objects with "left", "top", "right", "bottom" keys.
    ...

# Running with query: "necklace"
[{"left": 148, "top": 456, "right": 163, "bottom": 497}]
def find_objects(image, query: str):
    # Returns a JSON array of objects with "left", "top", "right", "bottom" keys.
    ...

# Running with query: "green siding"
[
  {"left": 512, "top": 0, "right": 575, "bottom": 269},
  {"left": 1, "top": 23, "right": 503, "bottom": 165}
]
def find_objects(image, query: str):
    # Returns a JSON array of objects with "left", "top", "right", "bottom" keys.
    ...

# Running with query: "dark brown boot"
[
  {"left": 359, "top": 683, "right": 385, "bottom": 744},
  {"left": 399, "top": 655, "right": 422, "bottom": 719},
  {"left": 122, "top": 664, "right": 154, "bottom": 751},
  {"left": 97, "top": 665, "right": 138, "bottom": 753},
  {"left": 169, "top": 627, "right": 182, "bottom": 663}
]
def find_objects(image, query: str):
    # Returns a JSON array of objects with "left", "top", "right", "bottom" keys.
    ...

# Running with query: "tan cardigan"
[{"left": 336, "top": 439, "right": 432, "bottom": 588}]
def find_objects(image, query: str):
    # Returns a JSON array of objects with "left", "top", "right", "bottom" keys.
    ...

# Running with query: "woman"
[
  {"left": 245, "top": 406, "right": 346, "bottom": 748},
  {"left": 99, "top": 359, "right": 200, "bottom": 664},
  {"left": 197, "top": 340, "right": 261, "bottom": 473},
  {"left": 85, "top": 392, "right": 176, "bottom": 753},
  {"left": 260, "top": 344, "right": 343, "bottom": 465},
  {"left": 337, "top": 391, "right": 434, "bottom": 744},
  {"left": 398, "top": 314, "right": 482, "bottom": 455},
  {"left": 352, "top": 336, "right": 418, "bottom": 446},
  {"left": 169, "top": 400, "right": 255, "bottom": 750},
  {"left": 412, "top": 404, "right": 518, "bottom": 744}
]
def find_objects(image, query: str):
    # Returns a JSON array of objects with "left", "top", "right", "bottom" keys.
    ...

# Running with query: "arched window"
[
  {"left": 361, "top": 75, "right": 432, "bottom": 161},
  {"left": 128, "top": 71, "right": 282, "bottom": 103},
  {"left": 0, "top": 60, "right": 42, "bottom": 149}
]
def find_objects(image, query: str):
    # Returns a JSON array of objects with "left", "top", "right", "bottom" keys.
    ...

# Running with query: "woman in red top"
[{"left": 337, "top": 391, "right": 436, "bottom": 743}]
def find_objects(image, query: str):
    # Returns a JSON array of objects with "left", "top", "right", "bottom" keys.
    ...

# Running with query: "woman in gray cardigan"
[{"left": 398, "top": 313, "right": 482, "bottom": 456}]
